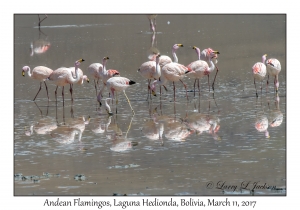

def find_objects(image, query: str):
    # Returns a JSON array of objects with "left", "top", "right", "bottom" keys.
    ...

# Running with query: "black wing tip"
[{"left": 129, "top": 80, "right": 136, "bottom": 85}]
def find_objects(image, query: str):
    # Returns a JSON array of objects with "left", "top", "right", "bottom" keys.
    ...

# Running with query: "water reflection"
[
  {"left": 30, "top": 25, "right": 50, "bottom": 56},
  {"left": 267, "top": 94, "right": 283, "bottom": 128},
  {"left": 254, "top": 98, "right": 270, "bottom": 138}
]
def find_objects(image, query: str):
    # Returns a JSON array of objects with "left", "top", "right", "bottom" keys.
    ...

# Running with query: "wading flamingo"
[
  {"left": 48, "top": 59, "right": 84, "bottom": 103},
  {"left": 87, "top": 62, "right": 103, "bottom": 96},
  {"left": 252, "top": 54, "right": 267, "bottom": 97},
  {"left": 186, "top": 46, "right": 217, "bottom": 95},
  {"left": 138, "top": 54, "right": 167, "bottom": 99},
  {"left": 147, "top": 14, "right": 157, "bottom": 32},
  {"left": 200, "top": 48, "right": 220, "bottom": 89},
  {"left": 266, "top": 57, "right": 281, "bottom": 93},
  {"left": 101, "top": 77, "right": 136, "bottom": 115},
  {"left": 69, "top": 66, "right": 89, "bottom": 99},
  {"left": 97, "top": 57, "right": 120, "bottom": 105},
  {"left": 150, "top": 54, "right": 191, "bottom": 101},
  {"left": 22, "top": 65, "right": 53, "bottom": 101}
]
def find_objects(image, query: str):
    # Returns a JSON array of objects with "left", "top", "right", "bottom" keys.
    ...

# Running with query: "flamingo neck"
[
  {"left": 154, "top": 57, "right": 161, "bottom": 78},
  {"left": 172, "top": 48, "right": 178, "bottom": 63},
  {"left": 196, "top": 48, "right": 201, "bottom": 60},
  {"left": 26, "top": 67, "right": 33, "bottom": 77},
  {"left": 262, "top": 55, "right": 267, "bottom": 64},
  {"left": 70, "top": 65, "right": 80, "bottom": 83},
  {"left": 207, "top": 58, "right": 215, "bottom": 72},
  {"left": 102, "top": 59, "right": 108, "bottom": 76}
]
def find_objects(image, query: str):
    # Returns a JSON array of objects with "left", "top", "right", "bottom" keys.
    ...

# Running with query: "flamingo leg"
[
  {"left": 173, "top": 81, "right": 176, "bottom": 102},
  {"left": 267, "top": 74, "right": 269, "bottom": 93},
  {"left": 44, "top": 81, "right": 49, "bottom": 101},
  {"left": 69, "top": 84, "right": 73, "bottom": 101},
  {"left": 207, "top": 75, "right": 210, "bottom": 92},
  {"left": 33, "top": 82, "right": 42, "bottom": 101},
  {"left": 197, "top": 79, "right": 200, "bottom": 97},
  {"left": 212, "top": 65, "right": 219, "bottom": 91},
  {"left": 94, "top": 79, "right": 98, "bottom": 97},
  {"left": 179, "top": 79, "right": 188, "bottom": 100},
  {"left": 55, "top": 86, "right": 58, "bottom": 102},
  {"left": 123, "top": 90, "right": 135, "bottom": 115},
  {"left": 254, "top": 78, "right": 258, "bottom": 97},
  {"left": 62, "top": 86, "right": 65, "bottom": 106},
  {"left": 193, "top": 79, "right": 196, "bottom": 97},
  {"left": 38, "top": 14, "right": 47, "bottom": 27}
]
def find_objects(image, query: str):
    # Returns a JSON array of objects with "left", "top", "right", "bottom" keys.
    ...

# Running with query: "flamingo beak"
[
  {"left": 87, "top": 78, "right": 90, "bottom": 83},
  {"left": 178, "top": 44, "right": 184, "bottom": 47},
  {"left": 213, "top": 51, "right": 220, "bottom": 54},
  {"left": 22, "top": 70, "right": 25, "bottom": 77},
  {"left": 78, "top": 59, "right": 85, "bottom": 63},
  {"left": 192, "top": 46, "right": 197, "bottom": 49},
  {"left": 151, "top": 90, "right": 157, "bottom": 96}
]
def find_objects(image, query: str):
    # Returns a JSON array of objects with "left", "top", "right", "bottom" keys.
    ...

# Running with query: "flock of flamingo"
[{"left": 21, "top": 15, "right": 282, "bottom": 117}]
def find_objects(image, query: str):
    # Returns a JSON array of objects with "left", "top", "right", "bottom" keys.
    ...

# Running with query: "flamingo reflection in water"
[
  {"left": 254, "top": 98, "right": 270, "bottom": 138},
  {"left": 147, "top": 15, "right": 157, "bottom": 33},
  {"left": 50, "top": 116, "right": 89, "bottom": 145},
  {"left": 268, "top": 94, "right": 283, "bottom": 128},
  {"left": 141, "top": 108, "right": 165, "bottom": 145},
  {"left": 104, "top": 115, "right": 138, "bottom": 152},
  {"left": 25, "top": 103, "right": 57, "bottom": 136}
]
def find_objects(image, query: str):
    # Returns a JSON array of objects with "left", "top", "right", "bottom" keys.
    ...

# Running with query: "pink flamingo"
[
  {"left": 147, "top": 14, "right": 157, "bottom": 32},
  {"left": 186, "top": 46, "right": 217, "bottom": 95},
  {"left": 97, "top": 57, "right": 120, "bottom": 105},
  {"left": 48, "top": 59, "right": 84, "bottom": 103},
  {"left": 266, "top": 57, "right": 281, "bottom": 93},
  {"left": 69, "top": 66, "right": 90, "bottom": 98},
  {"left": 252, "top": 54, "right": 267, "bottom": 97},
  {"left": 199, "top": 48, "right": 220, "bottom": 89},
  {"left": 22, "top": 65, "right": 53, "bottom": 101},
  {"left": 150, "top": 54, "right": 191, "bottom": 101},
  {"left": 138, "top": 54, "right": 167, "bottom": 99},
  {"left": 102, "top": 77, "right": 136, "bottom": 115},
  {"left": 87, "top": 62, "right": 103, "bottom": 95}
]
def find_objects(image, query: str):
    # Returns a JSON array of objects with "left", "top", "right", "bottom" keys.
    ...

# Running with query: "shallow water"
[{"left": 14, "top": 14, "right": 286, "bottom": 195}]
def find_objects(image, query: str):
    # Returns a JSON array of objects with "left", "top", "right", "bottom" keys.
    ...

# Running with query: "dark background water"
[{"left": 14, "top": 14, "right": 286, "bottom": 195}]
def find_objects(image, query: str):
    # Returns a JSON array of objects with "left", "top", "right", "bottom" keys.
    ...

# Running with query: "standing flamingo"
[
  {"left": 22, "top": 65, "right": 53, "bottom": 101},
  {"left": 87, "top": 62, "right": 103, "bottom": 96},
  {"left": 252, "top": 54, "right": 267, "bottom": 97},
  {"left": 48, "top": 59, "right": 84, "bottom": 103},
  {"left": 101, "top": 77, "right": 136, "bottom": 115},
  {"left": 150, "top": 54, "right": 191, "bottom": 101},
  {"left": 147, "top": 15, "right": 157, "bottom": 32},
  {"left": 266, "top": 57, "right": 281, "bottom": 93},
  {"left": 97, "top": 57, "right": 120, "bottom": 105},
  {"left": 186, "top": 46, "right": 217, "bottom": 95},
  {"left": 200, "top": 48, "right": 220, "bottom": 89},
  {"left": 69, "top": 66, "right": 89, "bottom": 99}
]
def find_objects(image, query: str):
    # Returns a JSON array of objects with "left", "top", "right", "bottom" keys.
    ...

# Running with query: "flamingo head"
[
  {"left": 173, "top": 44, "right": 184, "bottom": 50},
  {"left": 83, "top": 75, "right": 89, "bottom": 83},
  {"left": 192, "top": 46, "right": 201, "bottom": 55},
  {"left": 150, "top": 80, "right": 157, "bottom": 96},
  {"left": 262, "top": 54, "right": 267, "bottom": 63},
  {"left": 75, "top": 59, "right": 85, "bottom": 67},
  {"left": 22, "top": 66, "right": 30, "bottom": 76}
]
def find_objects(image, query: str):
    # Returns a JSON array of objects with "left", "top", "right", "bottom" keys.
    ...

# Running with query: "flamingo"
[
  {"left": 255, "top": 114, "right": 270, "bottom": 138},
  {"left": 150, "top": 54, "right": 191, "bottom": 101},
  {"left": 96, "top": 57, "right": 120, "bottom": 105},
  {"left": 48, "top": 59, "right": 84, "bottom": 103},
  {"left": 252, "top": 54, "right": 267, "bottom": 97},
  {"left": 22, "top": 65, "right": 53, "bottom": 101},
  {"left": 69, "top": 66, "right": 89, "bottom": 99},
  {"left": 147, "top": 14, "right": 157, "bottom": 32},
  {"left": 87, "top": 62, "right": 103, "bottom": 96},
  {"left": 138, "top": 54, "right": 167, "bottom": 99},
  {"left": 200, "top": 48, "right": 220, "bottom": 89},
  {"left": 266, "top": 57, "right": 281, "bottom": 93},
  {"left": 101, "top": 77, "right": 136, "bottom": 115},
  {"left": 186, "top": 46, "right": 217, "bottom": 95},
  {"left": 268, "top": 94, "right": 283, "bottom": 128}
]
